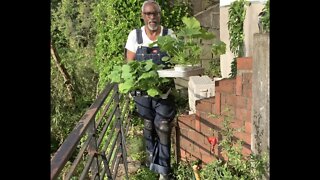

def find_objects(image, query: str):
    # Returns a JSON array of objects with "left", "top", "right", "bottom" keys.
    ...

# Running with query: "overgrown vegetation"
[
  {"left": 108, "top": 60, "right": 172, "bottom": 97},
  {"left": 126, "top": 106, "right": 268, "bottom": 179},
  {"left": 206, "top": 40, "right": 227, "bottom": 77},
  {"left": 51, "top": 0, "right": 192, "bottom": 155},
  {"left": 51, "top": 0, "right": 98, "bottom": 154},
  {"left": 227, "top": 0, "right": 249, "bottom": 78},
  {"left": 199, "top": 108, "right": 269, "bottom": 179},
  {"left": 153, "top": 16, "right": 217, "bottom": 67}
]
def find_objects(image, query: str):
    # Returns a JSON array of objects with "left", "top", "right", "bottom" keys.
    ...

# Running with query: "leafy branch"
[
  {"left": 152, "top": 16, "right": 225, "bottom": 67},
  {"left": 108, "top": 60, "right": 171, "bottom": 97}
]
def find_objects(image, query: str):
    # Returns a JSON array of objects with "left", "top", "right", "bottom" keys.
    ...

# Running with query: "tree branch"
[{"left": 51, "top": 41, "right": 75, "bottom": 102}]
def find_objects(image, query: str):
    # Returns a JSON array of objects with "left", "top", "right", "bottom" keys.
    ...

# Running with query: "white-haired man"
[{"left": 125, "top": 1, "right": 176, "bottom": 179}]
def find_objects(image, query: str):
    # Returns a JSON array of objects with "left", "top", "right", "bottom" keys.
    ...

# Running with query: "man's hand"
[{"left": 126, "top": 50, "right": 136, "bottom": 62}]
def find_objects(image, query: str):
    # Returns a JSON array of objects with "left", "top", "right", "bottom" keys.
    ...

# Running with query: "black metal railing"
[{"left": 51, "top": 83, "right": 132, "bottom": 180}]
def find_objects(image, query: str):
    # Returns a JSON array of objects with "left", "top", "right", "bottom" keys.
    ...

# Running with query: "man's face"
[{"left": 142, "top": 3, "right": 161, "bottom": 31}]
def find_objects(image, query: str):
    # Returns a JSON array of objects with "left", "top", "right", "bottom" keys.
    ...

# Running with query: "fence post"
[
  {"left": 87, "top": 117, "right": 100, "bottom": 179},
  {"left": 114, "top": 84, "right": 129, "bottom": 179}
]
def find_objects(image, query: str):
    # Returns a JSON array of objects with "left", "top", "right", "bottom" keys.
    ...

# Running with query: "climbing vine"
[{"left": 227, "top": 0, "right": 249, "bottom": 78}]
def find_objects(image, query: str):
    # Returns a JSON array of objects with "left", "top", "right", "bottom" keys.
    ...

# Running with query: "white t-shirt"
[{"left": 125, "top": 26, "right": 175, "bottom": 53}]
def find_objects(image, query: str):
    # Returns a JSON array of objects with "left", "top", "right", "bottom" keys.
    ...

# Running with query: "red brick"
[
  {"left": 230, "top": 119, "right": 245, "bottom": 131},
  {"left": 225, "top": 94, "right": 237, "bottom": 107},
  {"left": 243, "top": 83, "right": 252, "bottom": 98},
  {"left": 195, "top": 113, "right": 201, "bottom": 131},
  {"left": 242, "top": 73, "right": 252, "bottom": 85},
  {"left": 187, "top": 155, "right": 198, "bottom": 162},
  {"left": 237, "top": 57, "right": 252, "bottom": 70},
  {"left": 214, "top": 92, "right": 221, "bottom": 115},
  {"left": 200, "top": 122, "right": 214, "bottom": 136},
  {"left": 191, "top": 143, "right": 201, "bottom": 156},
  {"left": 247, "top": 97, "right": 252, "bottom": 111},
  {"left": 179, "top": 128, "right": 188, "bottom": 137},
  {"left": 180, "top": 136, "right": 193, "bottom": 152},
  {"left": 195, "top": 119, "right": 201, "bottom": 131},
  {"left": 188, "top": 129, "right": 202, "bottom": 143},
  {"left": 245, "top": 121, "right": 251, "bottom": 134},
  {"left": 242, "top": 146, "right": 252, "bottom": 156},
  {"left": 201, "top": 153, "right": 215, "bottom": 164},
  {"left": 195, "top": 99, "right": 212, "bottom": 113},
  {"left": 215, "top": 79, "right": 236, "bottom": 94},
  {"left": 178, "top": 115, "right": 195, "bottom": 130},
  {"left": 199, "top": 97, "right": 215, "bottom": 104},
  {"left": 211, "top": 103, "right": 215, "bottom": 114},
  {"left": 178, "top": 114, "right": 195, "bottom": 129},
  {"left": 236, "top": 75, "right": 242, "bottom": 95},
  {"left": 236, "top": 96, "right": 247, "bottom": 109},
  {"left": 234, "top": 132, "right": 251, "bottom": 145},
  {"left": 221, "top": 105, "right": 235, "bottom": 117},
  {"left": 236, "top": 108, "right": 248, "bottom": 121},
  {"left": 220, "top": 93, "right": 226, "bottom": 105},
  {"left": 246, "top": 110, "right": 251, "bottom": 122},
  {"left": 180, "top": 148, "right": 186, "bottom": 158}
]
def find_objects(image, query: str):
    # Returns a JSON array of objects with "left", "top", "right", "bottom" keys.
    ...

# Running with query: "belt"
[{"left": 130, "top": 90, "right": 148, "bottom": 97}]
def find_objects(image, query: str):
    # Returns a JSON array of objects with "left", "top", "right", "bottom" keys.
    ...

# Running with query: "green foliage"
[
  {"left": 205, "top": 41, "right": 226, "bottom": 77},
  {"left": 108, "top": 60, "right": 171, "bottom": 97},
  {"left": 51, "top": 0, "right": 192, "bottom": 158},
  {"left": 200, "top": 108, "right": 269, "bottom": 179},
  {"left": 259, "top": 0, "right": 270, "bottom": 33},
  {"left": 130, "top": 167, "right": 159, "bottom": 180},
  {"left": 93, "top": 0, "right": 142, "bottom": 91},
  {"left": 160, "top": 0, "right": 192, "bottom": 32},
  {"left": 153, "top": 16, "right": 224, "bottom": 67},
  {"left": 227, "top": 0, "right": 249, "bottom": 78},
  {"left": 205, "top": 58, "right": 221, "bottom": 78},
  {"left": 127, "top": 135, "right": 147, "bottom": 161},
  {"left": 230, "top": 57, "right": 237, "bottom": 79},
  {"left": 172, "top": 161, "right": 196, "bottom": 180},
  {"left": 51, "top": 0, "right": 98, "bottom": 154},
  {"left": 212, "top": 40, "right": 227, "bottom": 57}
]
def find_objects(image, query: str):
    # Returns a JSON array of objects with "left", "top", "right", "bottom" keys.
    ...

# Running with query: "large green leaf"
[
  {"left": 144, "top": 60, "right": 154, "bottom": 71},
  {"left": 182, "top": 16, "right": 200, "bottom": 30},
  {"left": 119, "top": 78, "right": 134, "bottom": 93},
  {"left": 177, "top": 27, "right": 201, "bottom": 37},
  {"left": 147, "top": 88, "right": 159, "bottom": 97}
]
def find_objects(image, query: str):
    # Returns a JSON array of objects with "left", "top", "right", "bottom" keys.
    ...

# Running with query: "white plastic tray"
[{"left": 157, "top": 67, "right": 204, "bottom": 77}]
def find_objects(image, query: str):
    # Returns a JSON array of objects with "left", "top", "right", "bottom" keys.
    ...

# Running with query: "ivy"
[{"left": 227, "top": 0, "right": 249, "bottom": 78}]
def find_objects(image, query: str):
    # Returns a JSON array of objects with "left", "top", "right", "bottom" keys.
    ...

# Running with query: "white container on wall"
[{"left": 188, "top": 76, "right": 215, "bottom": 114}]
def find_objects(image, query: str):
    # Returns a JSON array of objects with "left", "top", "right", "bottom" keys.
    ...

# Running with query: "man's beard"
[{"left": 147, "top": 20, "right": 158, "bottom": 31}]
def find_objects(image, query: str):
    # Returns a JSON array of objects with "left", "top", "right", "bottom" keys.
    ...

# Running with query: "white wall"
[
  {"left": 220, "top": 0, "right": 267, "bottom": 7},
  {"left": 219, "top": 1, "right": 266, "bottom": 78}
]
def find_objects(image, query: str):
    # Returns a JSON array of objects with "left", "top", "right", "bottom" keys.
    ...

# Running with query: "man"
[{"left": 125, "top": 0, "right": 176, "bottom": 179}]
